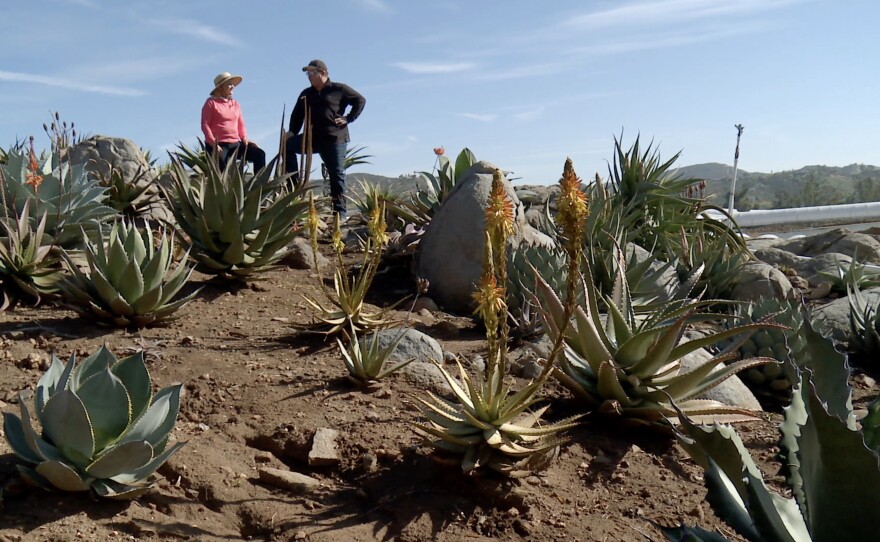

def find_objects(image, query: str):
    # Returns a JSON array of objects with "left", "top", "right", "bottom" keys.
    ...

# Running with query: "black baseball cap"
[{"left": 302, "top": 59, "right": 328, "bottom": 72}]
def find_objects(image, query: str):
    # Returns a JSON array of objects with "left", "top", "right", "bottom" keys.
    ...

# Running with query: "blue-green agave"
[
  {"left": 59, "top": 220, "right": 199, "bottom": 327},
  {"left": 2, "top": 346, "right": 185, "bottom": 499}
]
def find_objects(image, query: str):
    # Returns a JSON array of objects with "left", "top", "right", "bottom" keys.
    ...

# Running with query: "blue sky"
[{"left": 2, "top": 0, "right": 876, "bottom": 183}]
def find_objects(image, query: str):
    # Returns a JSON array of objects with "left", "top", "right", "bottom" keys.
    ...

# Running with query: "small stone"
[
  {"left": 294, "top": 531, "right": 308, "bottom": 540},
  {"left": 258, "top": 468, "right": 321, "bottom": 494},
  {"left": 254, "top": 451, "right": 274, "bottom": 463},
  {"left": 361, "top": 453, "right": 378, "bottom": 473},
  {"left": 308, "top": 428, "right": 340, "bottom": 467}
]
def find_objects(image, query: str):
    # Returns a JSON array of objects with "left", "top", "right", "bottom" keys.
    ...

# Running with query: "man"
[{"left": 285, "top": 59, "right": 366, "bottom": 217}]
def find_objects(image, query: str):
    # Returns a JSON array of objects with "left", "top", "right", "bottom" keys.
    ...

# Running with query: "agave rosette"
[
  {"left": 414, "top": 357, "right": 581, "bottom": 476},
  {"left": 535, "top": 259, "right": 776, "bottom": 425},
  {"left": 2, "top": 347, "right": 185, "bottom": 499},
  {"left": 164, "top": 150, "right": 308, "bottom": 279},
  {"left": 0, "top": 149, "right": 116, "bottom": 248},
  {"left": 59, "top": 219, "right": 198, "bottom": 327}
]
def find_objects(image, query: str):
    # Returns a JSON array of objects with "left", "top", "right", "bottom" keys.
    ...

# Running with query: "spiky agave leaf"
[
  {"left": 676, "top": 370, "right": 880, "bottom": 542},
  {"left": 164, "top": 147, "right": 308, "bottom": 280}
]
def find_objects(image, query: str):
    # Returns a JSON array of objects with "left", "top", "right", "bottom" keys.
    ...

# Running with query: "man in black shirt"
[{"left": 284, "top": 59, "right": 366, "bottom": 217}]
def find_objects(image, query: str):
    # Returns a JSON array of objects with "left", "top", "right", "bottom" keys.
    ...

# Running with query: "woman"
[{"left": 201, "top": 72, "right": 266, "bottom": 172}]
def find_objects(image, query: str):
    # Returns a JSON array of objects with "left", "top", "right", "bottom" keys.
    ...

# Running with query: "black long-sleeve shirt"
[{"left": 288, "top": 81, "right": 365, "bottom": 144}]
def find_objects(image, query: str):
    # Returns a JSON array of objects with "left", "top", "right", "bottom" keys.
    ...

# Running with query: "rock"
[
  {"left": 258, "top": 468, "right": 321, "bottom": 493},
  {"left": 68, "top": 135, "right": 156, "bottom": 185},
  {"left": 731, "top": 261, "right": 795, "bottom": 302},
  {"left": 750, "top": 246, "right": 810, "bottom": 270},
  {"left": 798, "top": 252, "right": 852, "bottom": 287},
  {"left": 374, "top": 328, "right": 443, "bottom": 364},
  {"left": 678, "top": 347, "right": 762, "bottom": 412},
  {"left": 400, "top": 361, "right": 451, "bottom": 395},
  {"left": 308, "top": 428, "right": 340, "bottom": 467},
  {"left": 416, "top": 161, "right": 555, "bottom": 313},
  {"left": 777, "top": 227, "right": 880, "bottom": 264},
  {"left": 814, "top": 289, "right": 880, "bottom": 341},
  {"left": 412, "top": 297, "right": 440, "bottom": 313},
  {"left": 281, "top": 237, "right": 328, "bottom": 270}
]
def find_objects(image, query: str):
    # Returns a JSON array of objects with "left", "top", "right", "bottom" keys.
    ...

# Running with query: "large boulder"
[
  {"left": 813, "top": 288, "right": 880, "bottom": 342},
  {"left": 731, "top": 261, "right": 795, "bottom": 302},
  {"left": 773, "top": 227, "right": 880, "bottom": 264},
  {"left": 68, "top": 135, "right": 157, "bottom": 184},
  {"left": 416, "top": 161, "right": 554, "bottom": 314}
]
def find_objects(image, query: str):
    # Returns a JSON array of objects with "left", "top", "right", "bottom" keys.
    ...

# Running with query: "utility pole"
[{"left": 727, "top": 124, "right": 744, "bottom": 214}]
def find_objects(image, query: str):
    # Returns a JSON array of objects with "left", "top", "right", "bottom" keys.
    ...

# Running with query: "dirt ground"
[{"left": 1, "top": 242, "right": 876, "bottom": 542}]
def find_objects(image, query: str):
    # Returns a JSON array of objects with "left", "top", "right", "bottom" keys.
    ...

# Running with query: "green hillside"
[{"left": 673, "top": 163, "right": 880, "bottom": 210}]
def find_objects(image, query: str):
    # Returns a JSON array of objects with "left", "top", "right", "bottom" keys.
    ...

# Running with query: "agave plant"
[
  {"left": 164, "top": 148, "right": 308, "bottom": 280},
  {"left": 0, "top": 200, "right": 64, "bottom": 309},
  {"left": 2, "top": 346, "right": 185, "bottom": 499},
  {"left": 535, "top": 254, "right": 776, "bottom": 425},
  {"left": 671, "top": 369, "right": 880, "bottom": 542},
  {"left": 0, "top": 146, "right": 116, "bottom": 248},
  {"left": 96, "top": 163, "right": 166, "bottom": 220},
  {"left": 58, "top": 220, "right": 199, "bottom": 327},
  {"left": 337, "top": 325, "right": 414, "bottom": 386}
]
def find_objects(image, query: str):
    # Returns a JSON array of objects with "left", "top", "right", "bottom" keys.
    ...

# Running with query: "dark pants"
[
  {"left": 208, "top": 141, "right": 266, "bottom": 173},
  {"left": 284, "top": 135, "right": 348, "bottom": 215}
]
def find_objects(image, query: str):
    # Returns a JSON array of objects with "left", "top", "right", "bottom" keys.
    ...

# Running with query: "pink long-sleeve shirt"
[{"left": 201, "top": 97, "right": 247, "bottom": 144}]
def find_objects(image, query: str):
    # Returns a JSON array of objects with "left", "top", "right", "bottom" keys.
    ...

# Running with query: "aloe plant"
[
  {"left": 58, "top": 220, "right": 199, "bottom": 327},
  {"left": 164, "top": 147, "right": 309, "bottom": 280},
  {"left": 398, "top": 147, "right": 477, "bottom": 227},
  {"left": 337, "top": 325, "right": 414, "bottom": 385},
  {"left": 415, "top": 164, "right": 585, "bottom": 476},
  {"left": 820, "top": 254, "right": 880, "bottom": 295},
  {"left": 535, "top": 254, "right": 775, "bottom": 426},
  {"left": 0, "top": 200, "right": 64, "bottom": 309},
  {"left": 2, "top": 346, "right": 185, "bottom": 499},
  {"left": 847, "top": 282, "right": 880, "bottom": 364}
]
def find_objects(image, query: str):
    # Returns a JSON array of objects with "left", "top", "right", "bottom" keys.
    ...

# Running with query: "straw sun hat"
[{"left": 212, "top": 72, "right": 242, "bottom": 94}]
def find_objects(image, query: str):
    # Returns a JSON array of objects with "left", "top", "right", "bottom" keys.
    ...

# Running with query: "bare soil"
[{"left": 1, "top": 244, "right": 876, "bottom": 542}]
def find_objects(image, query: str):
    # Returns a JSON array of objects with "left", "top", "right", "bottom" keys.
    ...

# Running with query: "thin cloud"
[
  {"left": 353, "top": 0, "right": 392, "bottom": 13},
  {"left": 565, "top": 0, "right": 805, "bottom": 30},
  {"left": 570, "top": 21, "right": 766, "bottom": 56},
  {"left": 0, "top": 70, "right": 146, "bottom": 96},
  {"left": 477, "top": 62, "right": 565, "bottom": 82},
  {"left": 148, "top": 18, "right": 243, "bottom": 47},
  {"left": 457, "top": 113, "right": 497, "bottom": 122},
  {"left": 392, "top": 62, "right": 476, "bottom": 74}
]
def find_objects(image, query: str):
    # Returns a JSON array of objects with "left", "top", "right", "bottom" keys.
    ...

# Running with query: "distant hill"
[
  {"left": 345, "top": 163, "right": 880, "bottom": 211},
  {"left": 672, "top": 162, "right": 880, "bottom": 210}
]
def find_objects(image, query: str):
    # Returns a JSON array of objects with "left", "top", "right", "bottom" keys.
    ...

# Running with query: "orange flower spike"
[
  {"left": 433, "top": 146, "right": 445, "bottom": 156},
  {"left": 24, "top": 136, "right": 43, "bottom": 189},
  {"left": 485, "top": 169, "right": 515, "bottom": 243},
  {"left": 555, "top": 158, "right": 589, "bottom": 244},
  {"left": 472, "top": 264, "right": 505, "bottom": 333}
]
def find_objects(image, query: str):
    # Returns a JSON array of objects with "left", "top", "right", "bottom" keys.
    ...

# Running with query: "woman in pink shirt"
[{"left": 201, "top": 72, "right": 266, "bottom": 172}]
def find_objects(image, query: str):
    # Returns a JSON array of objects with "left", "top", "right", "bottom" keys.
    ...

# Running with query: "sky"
[{"left": 2, "top": 0, "right": 877, "bottom": 184}]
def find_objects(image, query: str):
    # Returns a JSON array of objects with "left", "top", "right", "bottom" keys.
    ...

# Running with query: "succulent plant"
[
  {"left": 400, "top": 147, "right": 476, "bottom": 227},
  {"left": 820, "top": 254, "right": 880, "bottom": 295},
  {"left": 96, "top": 163, "right": 166, "bottom": 221},
  {"left": 0, "top": 147, "right": 116, "bottom": 248},
  {"left": 164, "top": 148, "right": 309, "bottom": 280},
  {"left": 0, "top": 200, "right": 64, "bottom": 309},
  {"left": 847, "top": 282, "right": 880, "bottom": 365},
  {"left": 672, "top": 368, "right": 880, "bottom": 542},
  {"left": 2, "top": 346, "right": 185, "bottom": 499},
  {"left": 58, "top": 219, "right": 199, "bottom": 327},
  {"left": 718, "top": 298, "right": 806, "bottom": 407},
  {"left": 337, "top": 325, "right": 414, "bottom": 385},
  {"left": 414, "top": 358, "right": 580, "bottom": 476},
  {"left": 534, "top": 256, "right": 775, "bottom": 426}
]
